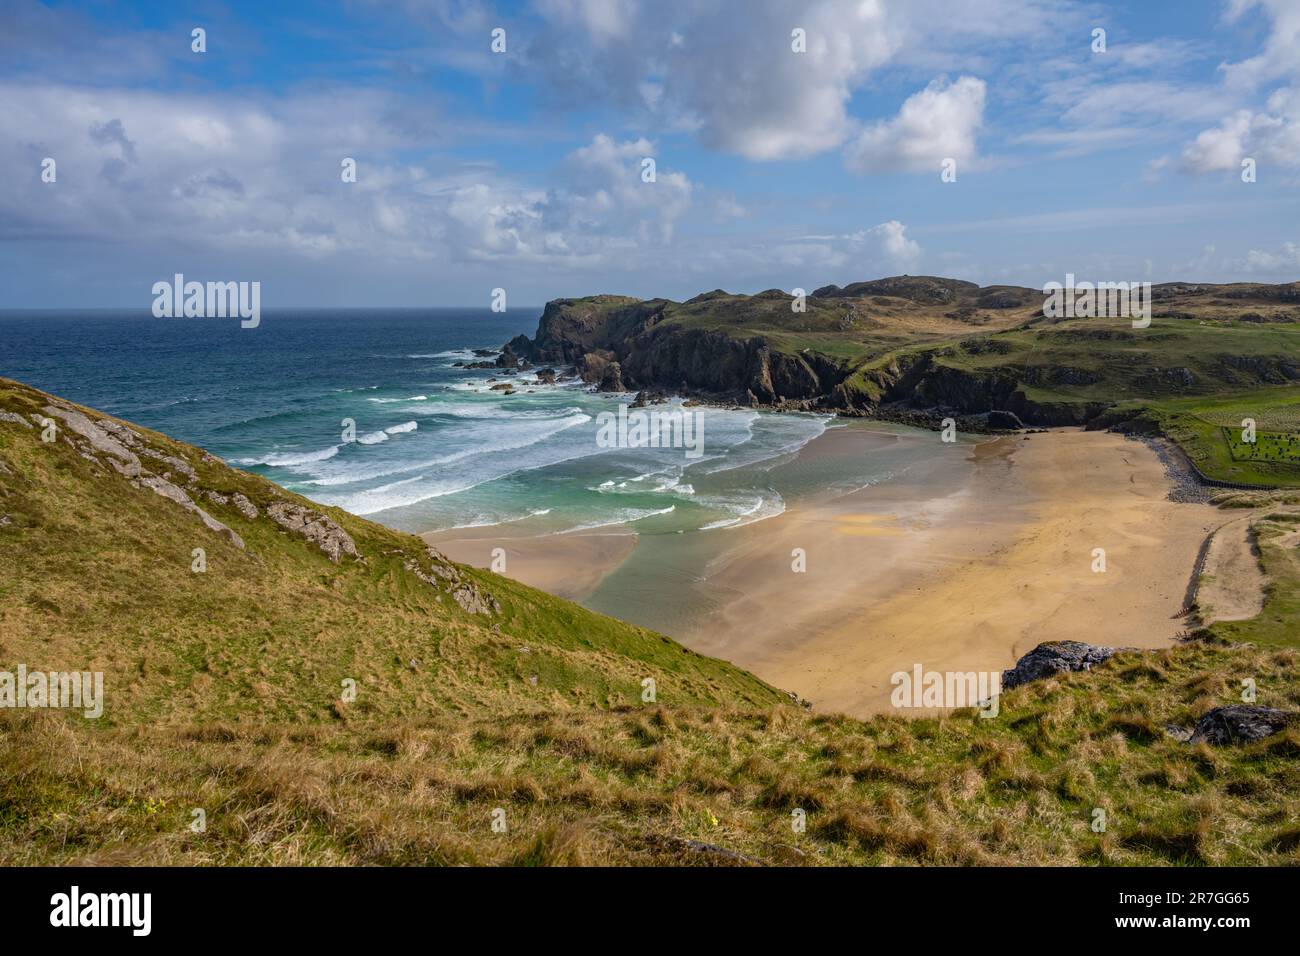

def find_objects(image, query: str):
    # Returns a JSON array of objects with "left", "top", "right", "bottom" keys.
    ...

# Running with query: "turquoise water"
[{"left": 0, "top": 308, "right": 904, "bottom": 536}]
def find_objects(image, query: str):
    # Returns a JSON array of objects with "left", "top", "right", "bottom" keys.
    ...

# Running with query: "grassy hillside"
[
  {"left": 2, "top": 378, "right": 1299, "bottom": 866},
  {"left": 0, "top": 377, "right": 785, "bottom": 724}
]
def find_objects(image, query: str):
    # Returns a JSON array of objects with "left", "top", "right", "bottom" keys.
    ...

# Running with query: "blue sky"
[{"left": 2, "top": 0, "right": 1299, "bottom": 308}]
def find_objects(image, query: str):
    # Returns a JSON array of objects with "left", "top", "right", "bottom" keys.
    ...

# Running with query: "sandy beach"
[
  {"left": 428, "top": 425, "right": 1226, "bottom": 717},
  {"left": 427, "top": 527, "right": 638, "bottom": 602}
]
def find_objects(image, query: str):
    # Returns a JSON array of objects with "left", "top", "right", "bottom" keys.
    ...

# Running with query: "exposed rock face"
[
  {"left": 231, "top": 493, "right": 259, "bottom": 520},
  {"left": 576, "top": 349, "right": 617, "bottom": 386},
  {"left": 985, "top": 410, "right": 1026, "bottom": 430},
  {"left": 507, "top": 295, "right": 645, "bottom": 366},
  {"left": 505, "top": 278, "right": 1300, "bottom": 427},
  {"left": 1188, "top": 705, "right": 1299, "bottom": 745},
  {"left": 403, "top": 547, "right": 501, "bottom": 615},
  {"left": 827, "top": 352, "right": 1108, "bottom": 426},
  {"left": 451, "top": 583, "right": 501, "bottom": 615},
  {"left": 495, "top": 343, "right": 520, "bottom": 369},
  {"left": 138, "top": 475, "right": 244, "bottom": 549},
  {"left": 34, "top": 404, "right": 243, "bottom": 547},
  {"left": 0, "top": 411, "right": 33, "bottom": 429},
  {"left": 1002, "top": 641, "right": 1124, "bottom": 689},
  {"left": 41, "top": 405, "right": 142, "bottom": 477},
  {"left": 598, "top": 361, "right": 625, "bottom": 392},
  {"left": 141, "top": 448, "right": 196, "bottom": 480},
  {"left": 266, "top": 501, "right": 359, "bottom": 563},
  {"left": 203, "top": 490, "right": 259, "bottom": 519}
]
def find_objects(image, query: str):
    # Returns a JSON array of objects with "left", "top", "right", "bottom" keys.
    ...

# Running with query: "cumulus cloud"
[
  {"left": 1182, "top": 1, "right": 1300, "bottom": 175},
  {"left": 845, "top": 76, "right": 986, "bottom": 173},
  {"left": 791, "top": 220, "right": 923, "bottom": 274},
  {"left": 434, "top": 134, "right": 694, "bottom": 261},
  {"left": 0, "top": 80, "right": 694, "bottom": 269},
  {"left": 862, "top": 220, "right": 922, "bottom": 270},
  {"left": 519, "top": 0, "right": 1048, "bottom": 163},
  {"left": 1181, "top": 87, "right": 1300, "bottom": 172}
]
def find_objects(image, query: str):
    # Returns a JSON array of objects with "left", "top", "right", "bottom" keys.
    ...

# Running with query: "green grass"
[
  {"left": 1102, "top": 387, "right": 1300, "bottom": 487},
  {"left": 3, "top": 640, "right": 1298, "bottom": 866},
  {"left": 1224, "top": 427, "right": 1300, "bottom": 463},
  {"left": 1203, "top": 505, "right": 1300, "bottom": 650},
  {"left": 3, "top": 376, "right": 1299, "bottom": 866}
]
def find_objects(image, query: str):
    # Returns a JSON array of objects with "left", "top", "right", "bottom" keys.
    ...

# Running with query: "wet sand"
[{"left": 426, "top": 527, "right": 637, "bottom": 602}]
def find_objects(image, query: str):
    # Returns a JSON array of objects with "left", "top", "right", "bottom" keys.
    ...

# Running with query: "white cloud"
[
  {"left": 790, "top": 220, "right": 923, "bottom": 273},
  {"left": 1180, "top": 2, "right": 1300, "bottom": 176},
  {"left": 534, "top": 0, "right": 640, "bottom": 42},
  {"left": 0, "top": 82, "right": 694, "bottom": 268},
  {"left": 520, "top": 0, "right": 1051, "bottom": 163},
  {"left": 866, "top": 220, "right": 922, "bottom": 269},
  {"left": 1237, "top": 241, "right": 1300, "bottom": 273},
  {"left": 1181, "top": 87, "right": 1300, "bottom": 172},
  {"left": 1221, "top": 0, "right": 1300, "bottom": 89},
  {"left": 845, "top": 76, "right": 986, "bottom": 173}
]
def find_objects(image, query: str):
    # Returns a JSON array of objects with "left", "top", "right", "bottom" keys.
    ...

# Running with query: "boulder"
[
  {"left": 1188, "top": 705, "right": 1299, "bottom": 745},
  {"left": 451, "top": 584, "right": 502, "bottom": 615},
  {"left": 577, "top": 349, "right": 618, "bottom": 386},
  {"left": 141, "top": 447, "right": 196, "bottom": 480},
  {"left": 231, "top": 493, "right": 259, "bottom": 520},
  {"left": 631, "top": 389, "right": 667, "bottom": 408},
  {"left": 1002, "top": 640, "right": 1124, "bottom": 689}
]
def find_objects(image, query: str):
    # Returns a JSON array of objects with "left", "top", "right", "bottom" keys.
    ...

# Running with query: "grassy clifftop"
[
  {"left": 511, "top": 278, "right": 1300, "bottom": 485},
  {"left": 2, "top": 378, "right": 1298, "bottom": 866}
]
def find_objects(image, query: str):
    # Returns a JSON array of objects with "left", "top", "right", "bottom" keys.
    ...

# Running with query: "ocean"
[{"left": 0, "top": 308, "right": 926, "bottom": 539}]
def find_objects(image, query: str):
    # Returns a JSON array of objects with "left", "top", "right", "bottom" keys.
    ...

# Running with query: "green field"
[{"left": 1099, "top": 388, "right": 1300, "bottom": 487}]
